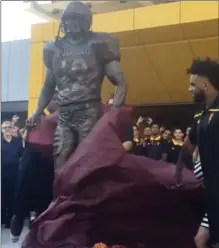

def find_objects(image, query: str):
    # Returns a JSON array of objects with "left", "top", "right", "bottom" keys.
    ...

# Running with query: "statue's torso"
[{"left": 53, "top": 32, "right": 105, "bottom": 106}]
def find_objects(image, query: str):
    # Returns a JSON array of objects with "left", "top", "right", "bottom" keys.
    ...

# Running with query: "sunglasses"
[{"left": 2, "top": 126, "right": 12, "bottom": 129}]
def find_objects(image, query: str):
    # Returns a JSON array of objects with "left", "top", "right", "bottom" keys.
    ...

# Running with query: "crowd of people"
[{"left": 131, "top": 117, "right": 192, "bottom": 166}]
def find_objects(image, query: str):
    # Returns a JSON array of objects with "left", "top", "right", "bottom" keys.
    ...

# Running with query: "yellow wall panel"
[
  {"left": 28, "top": 98, "right": 38, "bottom": 117},
  {"left": 31, "top": 24, "right": 44, "bottom": 43},
  {"left": 145, "top": 41, "right": 194, "bottom": 103},
  {"left": 93, "top": 9, "right": 134, "bottom": 33},
  {"left": 189, "top": 37, "right": 219, "bottom": 60},
  {"left": 181, "top": 19, "right": 219, "bottom": 40},
  {"left": 134, "top": 2, "right": 180, "bottom": 30},
  {"left": 120, "top": 47, "right": 171, "bottom": 105},
  {"left": 43, "top": 22, "right": 55, "bottom": 41},
  {"left": 136, "top": 25, "right": 184, "bottom": 45},
  {"left": 180, "top": 1, "right": 219, "bottom": 23},
  {"left": 116, "top": 32, "right": 140, "bottom": 48},
  {"left": 28, "top": 42, "right": 45, "bottom": 99},
  {"left": 54, "top": 20, "right": 59, "bottom": 37}
]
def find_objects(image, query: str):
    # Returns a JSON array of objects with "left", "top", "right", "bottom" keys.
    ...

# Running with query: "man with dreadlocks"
[
  {"left": 175, "top": 57, "right": 219, "bottom": 248},
  {"left": 27, "top": 1, "right": 127, "bottom": 169}
]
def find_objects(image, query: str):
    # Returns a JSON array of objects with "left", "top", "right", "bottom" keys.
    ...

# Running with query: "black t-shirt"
[
  {"left": 124, "top": 125, "right": 133, "bottom": 143},
  {"left": 166, "top": 139, "right": 183, "bottom": 164},
  {"left": 1, "top": 137, "right": 23, "bottom": 167},
  {"left": 1, "top": 136, "right": 23, "bottom": 181},
  {"left": 189, "top": 96, "right": 219, "bottom": 243},
  {"left": 132, "top": 138, "right": 144, "bottom": 156},
  {"left": 144, "top": 136, "right": 167, "bottom": 160}
]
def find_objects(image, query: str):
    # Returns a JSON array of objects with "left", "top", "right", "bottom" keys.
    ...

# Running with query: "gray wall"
[{"left": 1, "top": 39, "right": 30, "bottom": 102}]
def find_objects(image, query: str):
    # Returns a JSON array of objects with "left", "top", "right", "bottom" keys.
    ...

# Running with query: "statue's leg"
[
  {"left": 53, "top": 116, "right": 78, "bottom": 170},
  {"left": 77, "top": 104, "right": 102, "bottom": 144}
]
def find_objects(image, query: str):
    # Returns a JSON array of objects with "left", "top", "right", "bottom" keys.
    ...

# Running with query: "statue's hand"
[
  {"left": 110, "top": 105, "right": 121, "bottom": 111},
  {"left": 26, "top": 113, "right": 41, "bottom": 131}
]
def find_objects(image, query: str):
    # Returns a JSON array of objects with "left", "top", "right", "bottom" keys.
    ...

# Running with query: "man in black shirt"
[
  {"left": 166, "top": 129, "right": 183, "bottom": 164},
  {"left": 175, "top": 58, "right": 219, "bottom": 248},
  {"left": 1, "top": 121, "right": 23, "bottom": 227},
  {"left": 145, "top": 124, "right": 167, "bottom": 160}
]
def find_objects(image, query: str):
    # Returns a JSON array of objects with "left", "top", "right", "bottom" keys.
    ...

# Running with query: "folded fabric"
[{"left": 23, "top": 109, "right": 204, "bottom": 248}]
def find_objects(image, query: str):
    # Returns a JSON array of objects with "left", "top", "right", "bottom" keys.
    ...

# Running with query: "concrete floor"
[{"left": 1, "top": 227, "right": 28, "bottom": 248}]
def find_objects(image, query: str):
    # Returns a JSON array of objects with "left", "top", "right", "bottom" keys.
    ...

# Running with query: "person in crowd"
[
  {"left": 160, "top": 125, "right": 166, "bottom": 134},
  {"left": 166, "top": 129, "right": 183, "bottom": 164},
  {"left": 20, "top": 128, "right": 27, "bottom": 148},
  {"left": 162, "top": 129, "right": 172, "bottom": 141},
  {"left": 143, "top": 126, "right": 151, "bottom": 142},
  {"left": 12, "top": 125, "right": 20, "bottom": 137},
  {"left": 186, "top": 127, "right": 192, "bottom": 137},
  {"left": 136, "top": 116, "right": 144, "bottom": 128},
  {"left": 175, "top": 58, "right": 219, "bottom": 248},
  {"left": 1, "top": 121, "right": 23, "bottom": 228},
  {"left": 143, "top": 126, "right": 151, "bottom": 135},
  {"left": 122, "top": 125, "right": 133, "bottom": 153},
  {"left": 144, "top": 124, "right": 167, "bottom": 160},
  {"left": 12, "top": 115, "right": 20, "bottom": 137},
  {"left": 10, "top": 94, "right": 59, "bottom": 243},
  {"left": 12, "top": 115, "right": 20, "bottom": 126},
  {"left": 132, "top": 125, "right": 144, "bottom": 155},
  {"left": 136, "top": 116, "right": 153, "bottom": 128}
]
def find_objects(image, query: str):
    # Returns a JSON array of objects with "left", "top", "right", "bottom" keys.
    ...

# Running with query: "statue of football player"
[{"left": 27, "top": 1, "right": 127, "bottom": 169}]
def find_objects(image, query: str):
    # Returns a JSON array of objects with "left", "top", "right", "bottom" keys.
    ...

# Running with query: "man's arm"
[
  {"left": 175, "top": 115, "right": 198, "bottom": 184},
  {"left": 176, "top": 136, "right": 196, "bottom": 168},
  {"left": 105, "top": 61, "right": 127, "bottom": 107},
  {"left": 174, "top": 136, "right": 195, "bottom": 185}
]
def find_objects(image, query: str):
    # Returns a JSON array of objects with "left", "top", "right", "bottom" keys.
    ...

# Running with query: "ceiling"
[{"left": 24, "top": 1, "right": 174, "bottom": 20}]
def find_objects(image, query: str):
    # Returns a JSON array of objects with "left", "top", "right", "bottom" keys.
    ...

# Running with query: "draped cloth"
[{"left": 22, "top": 108, "right": 204, "bottom": 248}]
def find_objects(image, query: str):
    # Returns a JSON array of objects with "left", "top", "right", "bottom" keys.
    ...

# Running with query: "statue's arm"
[
  {"left": 105, "top": 60, "right": 127, "bottom": 107},
  {"left": 103, "top": 35, "right": 127, "bottom": 107},
  {"left": 34, "top": 41, "right": 56, "bottom": 115}
]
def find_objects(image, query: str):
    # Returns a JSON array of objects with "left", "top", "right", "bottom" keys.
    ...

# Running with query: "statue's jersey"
[{"left": 45, "top": 32, "right": 120, "bottom": 106}]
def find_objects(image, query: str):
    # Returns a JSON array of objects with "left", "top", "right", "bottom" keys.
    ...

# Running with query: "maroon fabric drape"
[
  {"left": 23, "top": 108, "right": 204, "bottom": 248},
  {"left": 27, "top": 111, "right": 59, "bottom": 146},
  {"left": 26, "top": 111, "right": 59, "bottom": 158}
]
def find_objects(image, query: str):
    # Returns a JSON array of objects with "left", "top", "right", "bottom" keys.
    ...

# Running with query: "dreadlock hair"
[{"left": 187, "top": 57, "right": 219, "bottom": 91}]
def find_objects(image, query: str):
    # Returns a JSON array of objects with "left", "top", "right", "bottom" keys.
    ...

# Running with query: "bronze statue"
[{"left": 27, "top": 1, "right": 127, "bottom": 169}]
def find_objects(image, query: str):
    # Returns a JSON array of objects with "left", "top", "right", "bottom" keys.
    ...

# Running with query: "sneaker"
[
  {"left": 10, "top": 234, "right": 20, "bottom": 243},
  {"left": 29, "top": 211, "right": 37, "bottom": 229}
]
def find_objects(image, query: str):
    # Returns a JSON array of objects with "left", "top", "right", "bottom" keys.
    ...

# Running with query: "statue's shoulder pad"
[
  {"left": 43, "top": 40, "right": 57, "bottom": 53},
  {"left": 94, "top": 32, "right": 119, "bottom": 45}
]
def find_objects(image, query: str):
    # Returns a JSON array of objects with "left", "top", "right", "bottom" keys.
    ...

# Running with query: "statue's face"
[
  {"left": 61, "top": 2, "right": 92, "bottom": 39},
  {"left": 62, "top": 14, "right": 88, "bottom": 35}
]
